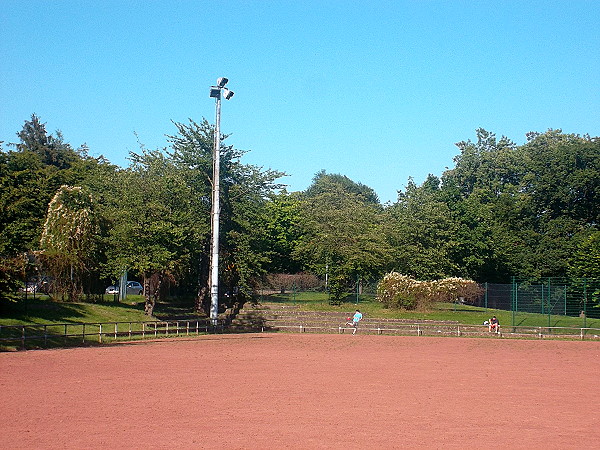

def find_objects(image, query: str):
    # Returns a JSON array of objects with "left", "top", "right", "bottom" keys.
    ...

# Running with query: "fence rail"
[
  {"left": 4, "top": 318, "right": 599, "bottom": 352},
  {"left": 0, "top": 318, "right": 224, "bottom": 351},
  {"left": 258, "top": 322, "right": 600, "bottom": 340}
]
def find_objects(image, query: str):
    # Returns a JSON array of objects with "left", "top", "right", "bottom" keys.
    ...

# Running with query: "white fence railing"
[
  {"left": 259, "top": 323, "right": 600, "bottom": 340},
  {"left": 0, "top": 319, "right": 225, "bottom": 350},
  {"left": 3, "top": 320, "right": 599, "bottom": 351}
]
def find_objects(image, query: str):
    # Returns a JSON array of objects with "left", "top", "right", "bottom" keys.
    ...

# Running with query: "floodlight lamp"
[
  {"left": 223, "top": 88, "right": 234, "bottom": 100},
  {"left": 217, "top": 77, "right": 229, "bottom": 88},
  {"left": 209, "top": 86, "right": 221, "bottom": 98}
]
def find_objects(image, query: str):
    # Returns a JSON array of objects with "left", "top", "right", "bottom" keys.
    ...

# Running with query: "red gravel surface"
[{"left": 1, "top": 334, "right": 598, "bottom": 449}]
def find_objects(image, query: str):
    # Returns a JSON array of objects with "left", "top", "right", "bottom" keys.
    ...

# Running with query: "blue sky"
[{"left": 1, "top": 1, "right": 598, "bottom": 203}]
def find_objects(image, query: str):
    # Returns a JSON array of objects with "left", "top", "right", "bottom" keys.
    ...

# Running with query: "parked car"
[
  {"left": 105, "top": 285, "right": 119, "bottom": 295},
  {"left": 105, "top": 281, "right": 144, "bottom": 296},
  {"left": 19, "top": 282, "right": 38, "bottom": 293},
  {"left": 126, "top": 281, "right": 144, "bottom": 295}
]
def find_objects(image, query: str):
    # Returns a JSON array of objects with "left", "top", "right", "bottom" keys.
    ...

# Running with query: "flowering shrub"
[
  {"left": 376, "top": 273, "right": 425, "bottom": 310},
  {"left": 377, "top": 272, "right": 482, "bottom": 310},
  {"left": 429, "top": 277, "right": 483, "bottom": 304}
]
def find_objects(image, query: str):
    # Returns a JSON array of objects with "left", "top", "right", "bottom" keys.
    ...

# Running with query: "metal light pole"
[{"left": 209, "top": 77, "right": 234, "bottom": 326}]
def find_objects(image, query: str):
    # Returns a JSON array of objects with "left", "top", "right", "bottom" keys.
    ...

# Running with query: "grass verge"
[{"left": 0, "top": 296, "right": 210, "bottom": 351}]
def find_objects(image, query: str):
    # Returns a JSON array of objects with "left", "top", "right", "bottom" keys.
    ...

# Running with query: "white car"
[
  {"left": 19, "top": 282, "right": 38, "bottom": 293},
  {"left": 105, "top": 285, "right": 119, "bottom": 295},
  {"left": 105, "top": 281, "right": 144, "bottom": 295}
]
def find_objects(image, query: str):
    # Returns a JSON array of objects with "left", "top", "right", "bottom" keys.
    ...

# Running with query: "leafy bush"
[{"left": 327, "top": 275, "right": 348, "bottom": 305}]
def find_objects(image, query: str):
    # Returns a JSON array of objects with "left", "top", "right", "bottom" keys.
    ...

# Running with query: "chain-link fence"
[
  {"left": 476, "top": 278, "right": 600, "bottom": 327},
  {"left": 254, "top": 276, "right": 378, "bottom": 306},
  {"left": 255, "top": 275, "right": 600, "bottom": 328}
]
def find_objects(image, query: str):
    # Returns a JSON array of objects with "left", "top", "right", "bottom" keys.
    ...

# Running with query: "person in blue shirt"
[{"left": 352, "top": 310, "right": 362, "bottom": 334}]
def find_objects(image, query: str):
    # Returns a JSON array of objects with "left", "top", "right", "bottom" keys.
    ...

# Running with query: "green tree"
[
  {"left": 0, "top": 115, "right": 98, "bottom": 256},
  {"left": 521, "top": 130, "right": 600, "bottom": 223},
  {"left": 218, "top": 161, "right": 286, "bottom": 297},
  {"left": 167, "top": 118, "right": 285, "bottom": 311},
  {"left": 569, "top": 231, "right": 600, "bottom": 279},
  {"left": 38, "top": 185, "right": 100, "bottom": 301},
  {"left": 103, "top": 149, "right": 194, "bottom": 315},
  {"left": 517, "top": 131, "right": 599, "bottom": 277},
  {"left": 388, "top": 176, "right": 459, "bottom": 279},
  {"left": 260, "top": 191, "right": 304, "bottom": 274},
  {"left": 297, "top": 180, "right": 392, "bottom": 303},
  {"left": 305, "top": 170, "right": 380, "bottom": 204},
  {"left": 450, "top": 128, "right": 519, "bottom": 198},
  {"left": 0, "top": 149, "right": 50, "bottom": 255},
  {"left": 438, "top": 129, "right": 600, "bottom": 280}
]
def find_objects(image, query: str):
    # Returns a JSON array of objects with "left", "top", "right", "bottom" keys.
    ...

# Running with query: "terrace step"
[
  {"left": 227, "top": 301, "right": 600, "bottom": 340},
  {"left": 229, "top": 301, "right": 462, "bottom": 334}
]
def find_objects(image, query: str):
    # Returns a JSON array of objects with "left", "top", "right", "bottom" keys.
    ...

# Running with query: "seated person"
[
  {"left": 489, "top": 316, "right": 500, "bottom": 332},
  {"left": 351, "top": 309, "right": 362, "bottom": 335}
]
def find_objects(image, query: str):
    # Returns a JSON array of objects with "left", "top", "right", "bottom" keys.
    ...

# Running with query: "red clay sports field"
[{"left": 1, "top": 333, "right": 598, "bottom": 449}]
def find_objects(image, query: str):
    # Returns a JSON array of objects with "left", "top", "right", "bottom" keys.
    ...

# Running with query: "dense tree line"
[{"left": 1, "top": 115, "right": 598, "bottom": 313}]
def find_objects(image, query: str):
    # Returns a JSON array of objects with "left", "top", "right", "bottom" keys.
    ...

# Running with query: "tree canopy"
[{"left": 1, "top": 115, "right": 599, "bottom": 311}]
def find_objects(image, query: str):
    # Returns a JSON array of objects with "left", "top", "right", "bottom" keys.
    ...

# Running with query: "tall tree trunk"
[
  {"left": 196, "top": 285, "right": 209, "bottom": 314},
  {"left": 195, "top": 254, "right": 210, "bottom": 314},
  {"left": 145, "top": 273, "right": 165, "bottom": 316},
  {"left": 143, "top": 274, "right": 154, "bottom": 315}
]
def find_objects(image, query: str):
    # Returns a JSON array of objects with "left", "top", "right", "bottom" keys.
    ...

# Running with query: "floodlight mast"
[{"left": 208, "top": 77, "right": 234, "bottom": 326}]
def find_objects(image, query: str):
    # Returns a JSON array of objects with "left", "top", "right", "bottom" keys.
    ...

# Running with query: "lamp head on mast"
[{"left": 210, "top": 77, "right": 234, "bottom": 100}]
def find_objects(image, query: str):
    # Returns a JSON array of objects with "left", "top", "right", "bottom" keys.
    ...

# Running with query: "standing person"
[{"left": 352, "top": 309, "right": 362, "bottom": 335}]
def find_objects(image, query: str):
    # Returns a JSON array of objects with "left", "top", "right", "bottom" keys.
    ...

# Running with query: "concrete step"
[
  {"left": 229, "top": 301, "right": 467, "bottom": 335},
  {"left": 229, "top": 302, "right": 595, "bottom": 340}
]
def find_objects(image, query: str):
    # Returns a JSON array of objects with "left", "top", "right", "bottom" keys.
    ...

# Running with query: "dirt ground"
[{"left": 1, "top": 334, "right": 598, "bottom": 449}]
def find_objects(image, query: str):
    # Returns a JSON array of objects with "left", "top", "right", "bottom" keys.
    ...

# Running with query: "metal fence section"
[
  {"left": 0, "top": 318, "right": 224, "bottom": 351},
  {"left": 477, "top": 278, "right": 600, "bottom": 327},
  {"left": 327, "top": 278, "right": 379, "bottom": 305},
  {"left": 254, "top": 277, "right": 379, "bottom": 306},
  {"left": 480, "top": 283, "right": 512, "bottom": 310}
]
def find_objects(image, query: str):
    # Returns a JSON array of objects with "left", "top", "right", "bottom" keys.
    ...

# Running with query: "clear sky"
[{"left": 1, "top": 1, "right": 598, "bottom": 203}]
